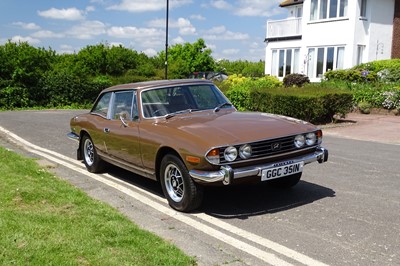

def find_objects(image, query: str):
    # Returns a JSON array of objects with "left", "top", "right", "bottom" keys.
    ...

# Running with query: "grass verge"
[{"left": 0, "top": 146, "right": 196, "bottom": 265}]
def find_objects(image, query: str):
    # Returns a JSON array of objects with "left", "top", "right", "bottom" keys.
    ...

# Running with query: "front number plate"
[{"left": 261, "top": 162, "right": 304, "bottom": 181}]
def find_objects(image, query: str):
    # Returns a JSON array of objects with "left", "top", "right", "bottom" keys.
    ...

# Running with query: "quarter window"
[{"left": 92, "top": 92, "right": 112, "bottom": 117}]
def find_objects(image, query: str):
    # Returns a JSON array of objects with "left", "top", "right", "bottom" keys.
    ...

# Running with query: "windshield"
[{"left": 141, "top": 84, "right": 232, "bottom": 118}]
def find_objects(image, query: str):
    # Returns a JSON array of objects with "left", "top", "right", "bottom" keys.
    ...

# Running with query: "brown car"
[{"left": 68, "top": 79, "right": 328, "bottom": 212}]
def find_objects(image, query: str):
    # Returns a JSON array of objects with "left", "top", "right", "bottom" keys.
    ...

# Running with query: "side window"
[
  {"left": 111, "top": 91, "right": 134, "bottom": 120},
  {"left": 92, "top": 92, "right": 112, "bottom": 117}
]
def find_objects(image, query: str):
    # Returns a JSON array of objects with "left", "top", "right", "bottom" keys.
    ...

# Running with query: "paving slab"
[{"left": 321, "top": 112, "right": 400, "bottom": 145}]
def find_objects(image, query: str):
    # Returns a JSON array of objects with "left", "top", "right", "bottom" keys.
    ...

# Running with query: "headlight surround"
[
  {"left": 294, "top": 135, "right": 305, "bottom": 148},
  {"left": 206, "top": 148, "right": 220, "bottom": 164},
  {"left": 239, "top": 144, "right": 252, "bottom": 159},
  {"left": 306, "top": 132, "right": 317, "bottom": 146},
  {"left": 224, "top": 146, "right": 238, "bottom": 162}
]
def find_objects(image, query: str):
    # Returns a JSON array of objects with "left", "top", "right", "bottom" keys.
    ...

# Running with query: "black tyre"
[
  {"left": 160, "top": 154, "right": 204, "bottom": 212},
  {"left": 81, "top": 134, "right": 105, "bottom": 173},
  {"left": 268, "top": 173, "right": 302, "bottom": 188}
]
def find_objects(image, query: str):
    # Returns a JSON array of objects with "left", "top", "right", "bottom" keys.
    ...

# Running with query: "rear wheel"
[
  {"left": 268, "top": 173, "right": 302, "bottom": 188},
  {"left": 81, "top": 134, "right": 105, "bottom": 173},
  {"left": 160, "top": 154, "right": 203, "bottom": 212}
]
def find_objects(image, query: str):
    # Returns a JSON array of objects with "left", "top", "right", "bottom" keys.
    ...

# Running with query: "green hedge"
[{"left": 226, "top": 83, "right": 353, "bottom": 124}]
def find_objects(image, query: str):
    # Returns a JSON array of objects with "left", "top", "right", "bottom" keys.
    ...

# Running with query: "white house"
[{"left": 264, "top": 0, "right": 399, "bottom": 82}]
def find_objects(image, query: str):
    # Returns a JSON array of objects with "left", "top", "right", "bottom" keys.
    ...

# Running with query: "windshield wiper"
[
  {"left": 165, "top": 109, "right": 199, "bottom": 119},
  {"left": 214, "top": 102, "right": 233, "bottom": 112}
]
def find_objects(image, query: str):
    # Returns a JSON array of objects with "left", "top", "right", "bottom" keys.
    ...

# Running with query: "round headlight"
[
  {"left": 306, "top": 132, "right": 317, "bottom": 146},
  {"left": 239, "top": 144, "right": 252, "bottom": 159},
  {"left": 224, "top": 146, "right": 238, "bottom": 162},
  {"left": 294, "top": 135, "right": 305, "bottom": 148}
]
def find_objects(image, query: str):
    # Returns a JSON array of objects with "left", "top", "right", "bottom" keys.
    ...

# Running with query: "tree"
[{"left": 158, "top": 39, "right": 215, "bottom": 79}]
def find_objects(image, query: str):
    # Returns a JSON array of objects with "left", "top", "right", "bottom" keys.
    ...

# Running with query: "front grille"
[{"left": 218, "top": 135, "right": 315, "bottom": 164}]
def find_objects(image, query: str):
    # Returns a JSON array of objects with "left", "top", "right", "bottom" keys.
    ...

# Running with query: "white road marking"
[{"left": 0, "top": 126, "right": 329, "bottom": 266}]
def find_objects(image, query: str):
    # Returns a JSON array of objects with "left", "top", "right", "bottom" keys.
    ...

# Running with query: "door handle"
[{"left": 104, "top": 128, "right": 110, "bottom": 133}]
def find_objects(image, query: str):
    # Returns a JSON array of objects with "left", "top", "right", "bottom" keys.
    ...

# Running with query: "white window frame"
[
  {"left": 271, "top": 48, "right": 301, "bottom": 77},
  {"left": 310, "top": 0, "right": 348, "bottom": 21},
  {"left": 306, "top": 46, "right": 346, "bottom": 78}
]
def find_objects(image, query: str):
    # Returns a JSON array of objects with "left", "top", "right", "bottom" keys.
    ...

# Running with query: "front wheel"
[
  {"left": 268, "top": 173, "right": 302, "bottom": 188},
  {"left": 81, "top": 134, "right": 105, "bottom": 173},
  {"left": 160, "top": 154, "right": 204, "bottom": 212}
]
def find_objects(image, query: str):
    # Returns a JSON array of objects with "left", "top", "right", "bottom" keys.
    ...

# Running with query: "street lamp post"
[{"left": 165, "top": 0, "right": 169, "bottom": 79}]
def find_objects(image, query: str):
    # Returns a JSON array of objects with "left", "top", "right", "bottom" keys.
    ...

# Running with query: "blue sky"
[{"left": 0, "top": 0, "right": 287, "bottom": 61}]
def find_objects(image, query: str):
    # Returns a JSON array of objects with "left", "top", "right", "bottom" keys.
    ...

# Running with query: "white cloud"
[
  {"left": 206, "top": 43, "right": 216, "bottom": 50},
  {"left": 12, "top": 22, "right": 41, "bottom": 30},
  {"left": 38, "top": 7, "right": 86, "bottom": 20},
  {"left": 10, "top": 35, "right": 40, "bottom": 44},
  {"left": 208, "top": 26, "right": 226, "bottom": 34},
  {"left": 210, "top": 0, "right": 232, "bottom": 10},
  {"left": 172, "top": 36, "right": 185, "bottom": 44},
  {"left": 68, "top": 21, "right": 107, "bottom": 39},
  {"left": 107, "top": 0, "right": 192, "bottom": 12},
  {"left": 58, "top": 44, "right": 75, "bottom": 54},
  {"left": 190, "top": 14, "right": 205, "bottom": 20},
  {"left": 204, "top": 26, "right": 249, "bottom": 41},
  {"left": 31, "top": 30, "right": 64, "bottom": 38},
  {"left": 86, "top": 6, "right": 96, "bottom": 12},
  {"left": 107, "top": 26, "right": 163, "bottom": 39},
  {"left": 148, "top": 18, "right": 196, "bottom": 35},
  {"left": 234, "top": 0, "right": 283, "bottom": 17},
  {"left": 222, "top": 48, "right": 239, "bottom": 55},
  {"left": 142, "top": 48, "right": 158, "bottom": 57}
]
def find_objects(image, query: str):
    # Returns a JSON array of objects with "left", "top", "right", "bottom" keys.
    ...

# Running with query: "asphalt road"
[{"left": 0, "top": 110, "right": 399, "bottom": 266}]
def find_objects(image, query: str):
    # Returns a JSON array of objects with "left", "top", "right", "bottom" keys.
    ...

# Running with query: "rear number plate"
[{"left": 261, "top": 162, "right": 304, "bottom": 181}]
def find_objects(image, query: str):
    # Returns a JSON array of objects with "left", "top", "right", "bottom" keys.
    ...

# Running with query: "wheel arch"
[
  {"left": 77, "top": 130, "right": 90, "bottom": 160},
  {"left": 155, "top": 147, "right": 182, "bottom": 182}
]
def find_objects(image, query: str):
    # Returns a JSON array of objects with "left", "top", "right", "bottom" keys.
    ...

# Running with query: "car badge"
[{"left": 272, "top": 142, "right": 281, "bottom": 151}]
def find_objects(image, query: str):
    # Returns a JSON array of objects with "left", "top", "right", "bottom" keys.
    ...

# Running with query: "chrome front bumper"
[
  {"left": 67, "top": 132, "right": 80, "bottom": 141},
  {"left": 189, "top": 147, "right": 328, "bottom": 185}
]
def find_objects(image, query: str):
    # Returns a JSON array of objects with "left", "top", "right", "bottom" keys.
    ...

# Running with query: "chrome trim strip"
[{"left": 190, "top": 147, "right": 328, "bottom": 185}]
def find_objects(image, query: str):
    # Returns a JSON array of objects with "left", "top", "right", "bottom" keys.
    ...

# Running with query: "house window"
[
  {"left": 310, "top": 0, "right": 348, "bottom": 21},
  {"left": 271, "top": 48, "right": 301, "bottom": 77},
  {"left": 307, "top": 46, "right": 345, "bottom": 78},
  {"left": 271, "top": 50, "right": 278, "bottom": 76},
  {"left": 336, "top": 47, "right": 345, "bottom": 69},
  {"left": 360, "top": 0, "right": 367, "bottom": 17},
  {"left": 357, "top": 45, "right": 365, "bottom": 65}
]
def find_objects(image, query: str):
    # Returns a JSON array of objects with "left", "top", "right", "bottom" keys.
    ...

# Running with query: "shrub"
[
  {"left": 381, "top": 90, "right": 400, "bottom": 110},
  {"left": 283, "top": 73, "right": 310, "bottom": 87},
  {"left": 324, "top": 69, "right": 377, "bottom": 83},
  {"left": 225, "top": 76, "right": 282, "bottom": 111},
  {"left": 226, "top": 80, "right": 353, "bottom": 123},
  {"left": 358, "top": 101, "right": 372, "bottom": 114},
  {"left": 0, "top": 86, "right": 30, "bottom": 109},
  {"left": 248, "top": 85, "right": 353, "bottom": 123}
]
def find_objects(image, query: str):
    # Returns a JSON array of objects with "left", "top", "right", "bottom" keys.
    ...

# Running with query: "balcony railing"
[{"left": 266, "top": 18, "right": 302, "bottom": 39}]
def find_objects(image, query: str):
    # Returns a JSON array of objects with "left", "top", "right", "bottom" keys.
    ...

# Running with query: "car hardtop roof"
[{"left": 102, "top": 79, "right": 214, "bottom": 93}]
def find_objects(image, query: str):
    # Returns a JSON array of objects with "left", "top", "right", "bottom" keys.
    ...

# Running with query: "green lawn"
[{"left": 0, "top": 146, "right": 196, "bottom": 265}]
